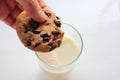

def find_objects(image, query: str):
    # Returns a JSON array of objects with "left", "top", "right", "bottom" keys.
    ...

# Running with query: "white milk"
[{"left": 36, "top": 34, "right": 80, "bottom": 73}]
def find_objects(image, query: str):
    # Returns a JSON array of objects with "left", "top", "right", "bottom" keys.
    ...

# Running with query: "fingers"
[
  {"left": 0, "top": 0, "right": 22, "bottom": 29},
  {"left": 17, "top": 4, "right": 24, "bottom": 11},
  {"left": 16, "top": 0, "right": 47, "bottom": 22},
  {"left": 2, "top": 6, "right": 22, "bottom": 27},
  {"left": 3, "top": 14, "right": 15, "bottom": 27},
  {"left": 11, "top": 6, "right": 22, "bottom": 19},
  {"left": 0, "top": 0, "right": 15, "bottom": 27},
  {"left": 0, "top": 1, "right": 9, "bottom": 20},
  {"left": 5, "top": 0, "right": 17, "bottom": 10},
  {"left": 38, "top": 0, "right": 47, "bottom": 8}
]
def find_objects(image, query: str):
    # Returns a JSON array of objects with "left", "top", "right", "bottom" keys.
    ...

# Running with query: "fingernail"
[{"left": 38, "top": 11, "right": 47, "bottom": 22}]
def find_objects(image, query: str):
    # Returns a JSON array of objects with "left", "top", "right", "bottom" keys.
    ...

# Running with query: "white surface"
[{"left": 0, "top": 0, "right": 120, "bottom": 80}]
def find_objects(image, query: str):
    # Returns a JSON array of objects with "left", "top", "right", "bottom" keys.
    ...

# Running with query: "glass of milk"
[{"left": 35, "top": 23, "right": 83, "bottom": 74}]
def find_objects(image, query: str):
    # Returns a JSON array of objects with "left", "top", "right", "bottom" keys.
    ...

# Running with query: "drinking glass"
[{"left": 35, "top": 23, "right": 83, "bottom": 74}]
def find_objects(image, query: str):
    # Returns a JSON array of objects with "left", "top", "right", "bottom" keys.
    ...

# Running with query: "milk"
[{"left": 36, "top": 34, "right": 80, "bottom": 73}]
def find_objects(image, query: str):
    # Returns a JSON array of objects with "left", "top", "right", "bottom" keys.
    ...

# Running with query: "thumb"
[{"left": 16, "top": 0, "right": 47, "bottom": 22}]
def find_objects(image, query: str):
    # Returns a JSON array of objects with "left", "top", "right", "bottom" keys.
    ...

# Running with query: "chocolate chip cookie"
[{"left": 15, "top": 7, "right": 64, "bottom": 52}]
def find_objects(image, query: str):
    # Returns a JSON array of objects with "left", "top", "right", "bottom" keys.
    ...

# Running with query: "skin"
[{"left": 0, "top": 0, "right": 48, "bottom": 29}]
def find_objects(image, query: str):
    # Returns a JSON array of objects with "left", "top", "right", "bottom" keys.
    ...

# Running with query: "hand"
[{"left": 0, "top": 0, "right": 47, "bottom": 29}]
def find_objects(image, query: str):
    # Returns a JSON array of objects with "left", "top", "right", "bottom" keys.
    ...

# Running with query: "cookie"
[{"left": 15, "top": 7, "right": 64, "bottom": 52}]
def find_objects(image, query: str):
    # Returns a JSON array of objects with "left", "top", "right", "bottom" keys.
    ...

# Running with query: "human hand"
[{"left": 0, "top": 0, "right": 47, "bottom": 29}]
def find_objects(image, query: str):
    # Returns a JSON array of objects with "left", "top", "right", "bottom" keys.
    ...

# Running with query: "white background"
[{"left": 0, "top": 0, "right": 120, "bottom": 80}]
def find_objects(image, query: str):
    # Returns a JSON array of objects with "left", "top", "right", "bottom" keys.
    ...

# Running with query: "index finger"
[{"left": 16, "top": 0, "right": 47, "bottom": 22}]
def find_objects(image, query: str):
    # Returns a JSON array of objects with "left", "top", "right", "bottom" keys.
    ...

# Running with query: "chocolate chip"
[
  {"left": 31, "top": 30, "right": 41, "bottom": 34},
  {"left": 56, "top": 16, "right": 59, "bottom": 19},
  {"left": 48, "top": 42, "right": 56, "bottom": 51},
  {"left": 44, "top": 11, "right": 51, "bottom": 18},
  {"left": 26, "top": 39, "right": 32, "bottom": 46},
  {"left": 40, "top": 33, "right": 49, "bottom": 37},
  {"left": 43, "top": 37, "right": 50, "bottom": 42},
  {"left": 48, "top": 43, "right": 53, "bottom": 47},
  {"left": 40, "top": 33, "right": 50, "bottom": 42},
  {"left": 34, "top": 43, "right": 40, "bottom": 48},
  {"left": 49, "top": 46, "right": 56, "bottom": 51},
  {"left": 54, "top": 20, "right": 61, "bottom": 27},
  {"left": 52, "top": 30, "right": 60, "bottom": 36},
  {"left": 29, "top": 19, "right": 39, "bottom": 29},
  {"left": 49, "top": 43, "right": 56, "bottom": 51},
  {"left": 57, "top": 40, "right": 61, "bottom": 46},
  {"left": 23, "top": 25, "right": 28, "bottom": 33},
  {"left": 53, "top": 38, "right": 57, "bottom": 41}
]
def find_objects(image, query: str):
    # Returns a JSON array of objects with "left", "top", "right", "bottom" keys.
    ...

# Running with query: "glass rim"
[{"left": 35, "top": 22, "right": 83, "bottom": 68}]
